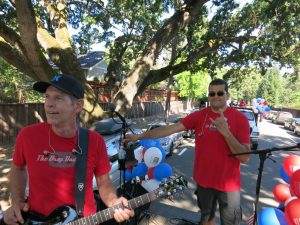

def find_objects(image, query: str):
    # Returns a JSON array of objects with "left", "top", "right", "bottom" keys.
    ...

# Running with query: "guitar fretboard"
[{"left": 68, "top": 191, "right": 157, "bottom": 225}]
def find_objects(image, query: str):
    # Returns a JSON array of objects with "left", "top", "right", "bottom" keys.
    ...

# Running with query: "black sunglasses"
[{"left": 208, "top": 91, "right": 226, "bottom": 97}]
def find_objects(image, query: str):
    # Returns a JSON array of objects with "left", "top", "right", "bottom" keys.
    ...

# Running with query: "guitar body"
[{"left": 2, "top": 206, "right": 77, "bottom": 225}]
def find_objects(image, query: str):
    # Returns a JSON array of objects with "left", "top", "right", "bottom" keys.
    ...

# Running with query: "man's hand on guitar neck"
[
  {"left": 110, "top": 197, "right": 134, "bottom": 223},
  {"left": 3, "top": 201, "right": 29, "bottom": 225}
]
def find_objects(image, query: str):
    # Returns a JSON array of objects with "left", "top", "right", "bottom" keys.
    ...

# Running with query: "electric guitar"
[{"left": 0, "top": 175, "right": 187, "bottom": 225}]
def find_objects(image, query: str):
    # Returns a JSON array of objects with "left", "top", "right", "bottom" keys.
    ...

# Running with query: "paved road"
[{"left": 136, "top": 119, "right": 300, "bottom": 225}]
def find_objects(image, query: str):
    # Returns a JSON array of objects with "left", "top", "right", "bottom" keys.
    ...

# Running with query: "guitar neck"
[{"left": 69, "top": 191, "right": 157, "bottom": 225}]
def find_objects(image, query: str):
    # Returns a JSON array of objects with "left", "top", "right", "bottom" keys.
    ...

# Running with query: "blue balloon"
[
  {"left": 265, "top": 106, "right": 271, "bottom": 112},
  {"left": 124, "top": 169, "right": 132, "bottom": 182},
  {"left": 257, "top": 98, "right": 262, "bottom": 103},
  {"left": 158, "top": 145, "right": 166, "bottom": 161},
  {"left": 132, "top": 162, "right": 148, "bottom": 178},
  {"left": 153, "top": 163, "right": 173, "bottom": 181},
  {"left": 140, "top": 139, "right": 160, "bottom": 148},
  {"left": 280, "top": 166, "right": 290, "bottom": 184},
  {"left": 258, "top": 207, "right": 288, "bottom": 225}
]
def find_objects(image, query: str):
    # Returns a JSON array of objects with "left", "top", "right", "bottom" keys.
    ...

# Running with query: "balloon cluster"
[
  {"left": 123, "top": 139, "right": 173, "bottom": 182},
  {"left": 253, "top": 98, "right": 271, "bottom": 114},
  {"left": 258, "top": 154, "right": 300, "bottom": 225}
]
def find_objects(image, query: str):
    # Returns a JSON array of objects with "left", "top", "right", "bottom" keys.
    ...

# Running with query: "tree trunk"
[
  {"left": 164, "top": 36, "right": 178, "bottom": 121},
  {"left": 112, "top": 0, "right": 208, "bottom": 114}
]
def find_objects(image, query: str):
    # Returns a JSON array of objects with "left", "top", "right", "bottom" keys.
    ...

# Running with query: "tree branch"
[
  {"left": 0, "top": 20, "right": 24, "bottom": 53},
  {"left": 43, "top": 0, "right": 72, "bottom": 49},
  {"left": 136, "top": 34, "right": 256, "bottom": 95},
  {"left": 113, "top": 0, "right": 209, "bottom": 112},
  {"left": 0, "top": 39, "right": 38, "bottom": 80},
  {"left": 15, "top": 0, "right": 53, "bottom": 80}
]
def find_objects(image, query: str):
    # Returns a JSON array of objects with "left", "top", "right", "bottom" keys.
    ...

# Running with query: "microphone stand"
[
  {"left": 229, "top": 144, "right": 300, "bottom": 225},
  {"left": 110, "top": 110, "right": 130, "bottom": 197}
]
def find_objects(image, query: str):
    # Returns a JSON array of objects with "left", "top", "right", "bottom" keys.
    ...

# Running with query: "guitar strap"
[{"left": 75, "top": 127, "right": 89, "bottom": 217}]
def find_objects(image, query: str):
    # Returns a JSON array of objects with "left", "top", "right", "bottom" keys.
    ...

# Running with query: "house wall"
[{"left": 86, "top": 61, "right": 108, "bottom": 82}]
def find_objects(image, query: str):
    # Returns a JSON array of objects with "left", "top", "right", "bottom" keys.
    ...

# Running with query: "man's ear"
[{"left": 75, "top": 99, "right": 84, "bottom": 113}]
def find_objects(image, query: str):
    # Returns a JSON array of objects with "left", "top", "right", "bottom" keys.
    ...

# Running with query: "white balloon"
[
  {"left": 144, "top": 147, "right": 162, "bottom": 168},
  {"left": 134, "top": 147, "right": 144, "bottom": 162}
]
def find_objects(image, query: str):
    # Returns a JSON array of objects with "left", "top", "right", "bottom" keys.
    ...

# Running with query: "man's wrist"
[
  {"left": 224, "top": 131, "right": 233, "bottom": 139},
  {"left": 10, "top": 194, "right": 25, "bottom": 205},
  {"left": 108, "top": 197, "right": 119, "bottom": 207}
]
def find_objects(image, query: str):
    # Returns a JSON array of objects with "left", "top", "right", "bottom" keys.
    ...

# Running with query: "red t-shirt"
[
  {"left": 181, "top": 107, "right": 250, "bottom": 191},
  {"left": 13, "top": 122, "right": 111, "bottom": 216}
]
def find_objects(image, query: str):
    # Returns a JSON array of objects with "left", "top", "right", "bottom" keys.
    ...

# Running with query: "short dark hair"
[{"left": 209, "top": 79, "right": 229, "bottom": 93}]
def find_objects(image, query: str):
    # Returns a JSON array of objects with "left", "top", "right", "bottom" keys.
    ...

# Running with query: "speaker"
[{"left": 94, "top": 182, "right": 150, "bottom": 225}]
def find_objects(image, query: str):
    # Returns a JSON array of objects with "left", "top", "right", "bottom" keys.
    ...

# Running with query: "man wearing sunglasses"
[{"left": 124, "top": 78, "right": 251, "bottom": 225}]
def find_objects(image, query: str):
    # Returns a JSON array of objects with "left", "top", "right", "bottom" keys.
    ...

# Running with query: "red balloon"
[
  {"left": 283, "top": 155, "right": 300, "bottom": 176},
  {"left": 147, "top": 167, "right": 154, "bottom": 179},
  {"left": 290, "top": 169, "right": 300, "bottom": 197},
  {"left": 285, "top": 198, "right": 300, "bottom": 225},
  {"left": 273, "top": 183, "right": 292, "bottom": 203}
]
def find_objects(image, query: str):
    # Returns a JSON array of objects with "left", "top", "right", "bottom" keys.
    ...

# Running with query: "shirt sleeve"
[
  {"left": 13, "top": 128, "right": 27, "bottom": 168},
  {"left": 181, "top": 109, "right": 204, "bottom": 130}
]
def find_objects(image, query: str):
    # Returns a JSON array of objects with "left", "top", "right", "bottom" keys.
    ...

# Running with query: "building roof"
[
  {"left": 78, "top": 51, "right": 105, "bottom": 69},
  {"left": 49, "top": 51, "right": 105, "bottom": 69}
]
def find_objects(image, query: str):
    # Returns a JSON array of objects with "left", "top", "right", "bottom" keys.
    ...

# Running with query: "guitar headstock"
[{"left": 154, "top": 175, "right": 188, "bottom": 198}]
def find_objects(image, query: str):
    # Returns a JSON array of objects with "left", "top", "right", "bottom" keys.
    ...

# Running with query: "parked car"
[
  {"left": 169, "top": 116, "right": 194, "bottom": 138},
  {"left": 189, "top": 108, "right": 200, "bottom": 114},
  {"left": 268, "top": 111, "right": 279, "bottom": 121},
  {"left": 265, "top": 110, "right": 277, "bottom": 120},
  {"left": 90, "top": 118, "right": 144, "bottom": 189},
  {"left": 290, "top": 118, "right": 300, "bottom": 131},
  {"left": 284, "top": 118, "right": 300, "bottom": 131},
  {"left": 146, "top": 122, "right": 184, "bottom": 156},
  {"left": 235, "top": 107, "right": 260, "bottom": 150},
  {"left": 273, "top": 111, "right": 293, "bottom": 125},
  {"left": 294, "top": 121, "right": 300, "bottom": 136}
]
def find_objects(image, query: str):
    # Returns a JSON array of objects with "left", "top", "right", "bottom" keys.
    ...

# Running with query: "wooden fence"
[
  {"left": 276, "top": 107, "right": 300, "bottom": 118},
  {"left": 0, "top": 103, "right": 45, "bottom": 147},
  {"left": 0, "top": 101, "right": 188, "bottom": 147}
]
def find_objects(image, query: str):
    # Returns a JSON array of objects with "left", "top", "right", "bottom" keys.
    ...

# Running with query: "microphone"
[
  {"left": 72, "top": 149, "right": 79, "bottom": 155},
  {"left": 43, "top": 150, "right": 50, "bottom": 156},
  {"left": 118, "top": 144, "right": 126, "bottom": 160},
  {"left": 107, "top": 103, "right": 127, "bottom": 124}
]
